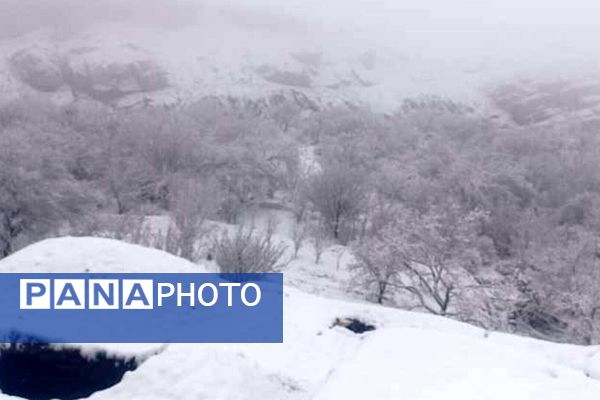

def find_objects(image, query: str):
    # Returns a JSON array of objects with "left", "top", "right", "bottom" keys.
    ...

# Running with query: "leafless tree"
[
  {"left": 306, "top": 161, "right": 366, "bottom": 242},
  {"left": 213, "top": 226, "right": 287, "bottom": 273},
  {"left": 351, "top": 205, "right": 484, "bottom": 313},
  {"left": 168, "top": 178, "right": 217, "bottom": 261},
  {"left": 310, "top": 219, "right": 327, "bottom": 264},
  {"left": 0, "top": 125, "right": 86, "bottom": 257},
  {"left": 351, "top": 240, "right": 398, "bottom": 304},
  {"left": 291, "top": 220, "right": 307, "bottom": 259}
]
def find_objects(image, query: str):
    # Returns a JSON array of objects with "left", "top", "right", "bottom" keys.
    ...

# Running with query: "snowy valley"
[{"left": 2, "top": 1, "right": 600, "bottom": 399}]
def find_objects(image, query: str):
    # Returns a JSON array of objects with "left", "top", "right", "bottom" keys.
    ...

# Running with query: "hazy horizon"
[{"left": 2, "top": 0, "right": 599, "bottom": 78}]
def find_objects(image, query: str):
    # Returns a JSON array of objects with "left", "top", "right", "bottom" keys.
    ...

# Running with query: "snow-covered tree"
[
  {"left": 352, "top": 205, "right": 486, "bottom": 314},
  {"left": 0, "top": 125, "right": 86, "bottom": 257},
  {"left": 213, "top": 226, "right": 287, "bottom": 274},
  {"left": 306, "top": 161, "right": 367, "bottom": 242},
  {"left": 167, "top": 177, "right": 217, "bottom": 261}
]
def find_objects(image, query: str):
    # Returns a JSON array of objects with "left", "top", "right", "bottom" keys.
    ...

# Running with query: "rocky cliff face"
[
  {"left": 9, "top": 46, "right": 169, "bottom": 104},
  {"left": 10, "top": 47, "right": 64, "bottom": 92},
  {"left": 490, "top": 79, "right": 600, "bottom": 126},
  {"left": 64, "top": 58, "right": 169, "bottom": 102}
]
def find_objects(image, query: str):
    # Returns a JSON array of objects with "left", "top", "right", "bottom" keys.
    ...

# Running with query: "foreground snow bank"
[
  {"left": 316, "top": 327, "right": 600, "bottom": 400},
  {"left": 0, "top": 237, "right": 202, "bottom": 358},
  {"left": 86, "top": 286, "right": 600, "bottom": 400},
  {"left": 0, "top": 236, "right": 203, "bottom": 274},
  {"left": 1, "top": 237, "right": 600, "bottom": 400}
]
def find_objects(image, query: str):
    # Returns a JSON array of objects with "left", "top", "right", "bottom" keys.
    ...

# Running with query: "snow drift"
[{"left": 0, "top": 237, "right": 599, "bottom": 399}]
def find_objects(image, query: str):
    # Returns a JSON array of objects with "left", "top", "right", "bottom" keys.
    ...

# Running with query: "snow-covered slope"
[
  {"left": 2, "top": 1, "right": 599, "bottom": 118},
  {"left": 0, "top": 237, "right": 204, "bottom": 360},
  {"left": 0, "top": 2, "right": 517, "bottom": 111},
  {"left": 1, "top": 237, "right": 600, "bottom": 399},
  {"left": 0, "top": 21, "right": 466, "bottom": 110},
  {"left": 0, "top": 236, "right": 203, "bottom": 274}
]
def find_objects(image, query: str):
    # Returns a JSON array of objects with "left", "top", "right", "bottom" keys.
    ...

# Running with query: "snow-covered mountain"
[
  {"left": 2, "top": 237, "right": 600, "bottom": 400},
  {"left": 2, "top": 0, "right": 598, "bottom": 116},
  {"left": 0, "top": 11, "right": 481, "bottom": 110}
]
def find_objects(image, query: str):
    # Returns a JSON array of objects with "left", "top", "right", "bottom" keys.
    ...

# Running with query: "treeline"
[{"left": 1, "top": 94, "right": 599, "bottom": 344}]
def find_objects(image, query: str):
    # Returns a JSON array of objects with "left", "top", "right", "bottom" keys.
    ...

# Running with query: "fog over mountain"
[
  {"left": 0, "top": 0, "right": 600, "bottom": 117},
  {"left": 6, "top": 0, "right": 598, "bottom": 62},
  {"left": 1, "top": 0, "right": 599, "bottom": 114}
]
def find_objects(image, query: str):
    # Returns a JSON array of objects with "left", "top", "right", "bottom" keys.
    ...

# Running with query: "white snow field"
[{"left": 1, "top": 237, "right": 600, "bottom": 399}]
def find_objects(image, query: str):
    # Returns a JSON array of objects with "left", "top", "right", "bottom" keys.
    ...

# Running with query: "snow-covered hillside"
[
  {"left": 2, "top": 237, "right": 600, "bottom": 400},
  {"left": 1, "top": 1, "right": 599, "bottom": 119},
  {"left": 0, "top": 15, "right": 483, "bottom": 111}
]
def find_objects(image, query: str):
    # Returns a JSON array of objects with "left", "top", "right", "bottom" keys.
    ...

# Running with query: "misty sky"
[
  {"left": 215, "top": 0, "right": 600, "bottom": 65},
  {"left": 4, "top": 0, "right": 600, "bottom": 35},
  {"left": 217, "top": 0, "right": 600, "bottom": 26},
  {"left": 4, "top": 0, "right": 600, "bottom": 43},
  {"left": 1, "top": 0, "right": 598, "bottom": 79}
]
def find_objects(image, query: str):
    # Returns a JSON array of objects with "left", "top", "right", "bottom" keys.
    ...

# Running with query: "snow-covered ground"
[{"left": 1, "top": 236, "right": 600, "bottom": 399}]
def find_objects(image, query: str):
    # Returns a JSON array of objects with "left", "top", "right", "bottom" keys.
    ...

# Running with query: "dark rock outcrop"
[
  {"left": 0, "top": 337, "right": 138, "bottom": 400},
  {"left": 491, "top": 79, "right": 600, "bottom": 126},
  {"left": 10, "top": 48, "right": 64, "bottom": 92},
  {"left": 64, "top": 59, "right": 169, "bottom": 103},
  {"left": 10, "top": 47, "right": 169, "bottom": 103},
  {"left": 332, "top": 318, "right": 376, "bottom": 334},
  {"left": 258, "top": 65, "right": 312, "bottom": 88}
]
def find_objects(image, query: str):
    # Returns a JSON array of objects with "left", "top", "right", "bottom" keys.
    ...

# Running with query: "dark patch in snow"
[
  {"left": 257, "top": 66, "right": 312, "bottom": 88},
  {"left": 332, "top": 318, "right": 376, "bottom": 334},
  {"left": 0, "top": 335, "right": 138, "bottom": 400}
]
